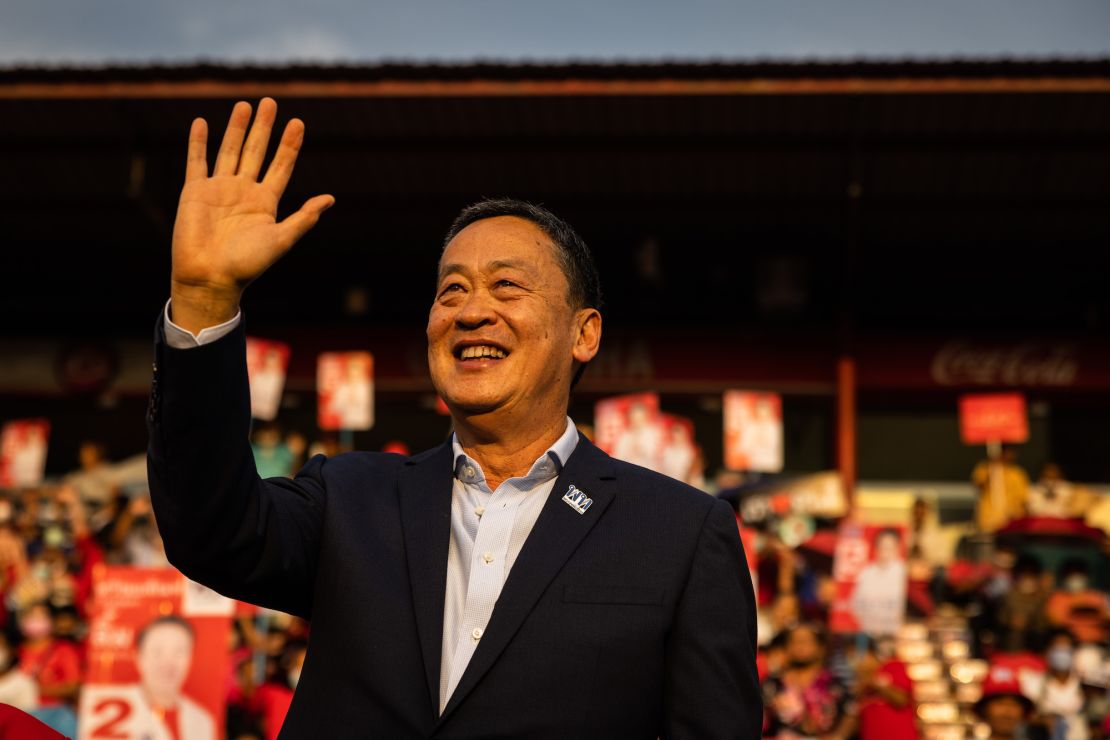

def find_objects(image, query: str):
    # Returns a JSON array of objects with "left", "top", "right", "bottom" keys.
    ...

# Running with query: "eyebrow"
[{"left": 437, "top": 259, "right": 537, "bottom": 282}]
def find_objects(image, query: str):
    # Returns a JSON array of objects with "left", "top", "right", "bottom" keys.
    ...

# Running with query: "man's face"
[
  {"left": 983, "top": 696, "right": 1025, "bottom": 736},
  {"left": 136, "top": 624, "right": 193, "bottom": 699},
  {"left": 428, "top": 216, "right": 599, "bottom": 418}
]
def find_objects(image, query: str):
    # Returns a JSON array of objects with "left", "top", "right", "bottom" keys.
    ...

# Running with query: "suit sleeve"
[
  {"left": 146, "top": 311, "right": 324, "bottom": 618},
  {"left": 662, "top": 498, "right": 762, "bottom": 739}
]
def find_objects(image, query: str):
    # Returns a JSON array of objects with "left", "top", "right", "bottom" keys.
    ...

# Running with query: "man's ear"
[{"left": 572, "top": 308, "right": 602, "bottom": 365}]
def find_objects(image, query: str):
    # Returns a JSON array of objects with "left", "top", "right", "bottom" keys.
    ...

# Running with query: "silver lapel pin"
[{"left": 561, "top": 484, "right": 593, "bottom": 515}]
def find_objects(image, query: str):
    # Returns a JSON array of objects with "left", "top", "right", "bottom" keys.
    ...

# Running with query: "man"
[
  {"left": 974, "top": 664, "right": 1039, "bottom": 740},
  {"left": 146, "top": 98, "right": 760, "bottom": 738}
]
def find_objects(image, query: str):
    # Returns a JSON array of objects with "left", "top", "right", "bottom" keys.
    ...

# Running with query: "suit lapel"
[
  {"left": 398, "top": 440, "right": 455, "bottom": 720},
  {"left": 436, "top": 436, "right": 618, "bottom": 724}
]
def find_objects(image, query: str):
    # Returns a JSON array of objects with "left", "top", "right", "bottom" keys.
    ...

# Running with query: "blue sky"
[{"left": 2, "top": 0, "right": 1109, "bottom": 65}]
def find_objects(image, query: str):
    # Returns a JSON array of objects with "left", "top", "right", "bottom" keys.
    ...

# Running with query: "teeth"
[{"left": 460, "top": 345, "right": 507, "bottom": 360}]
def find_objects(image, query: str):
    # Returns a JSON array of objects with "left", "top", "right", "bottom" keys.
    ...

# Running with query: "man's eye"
[
  {"left": 496, "top": 280, "right": 519, "bottom": 288},
  {"left": 440, "top": 284, "right": 463, "bottom": 296}
]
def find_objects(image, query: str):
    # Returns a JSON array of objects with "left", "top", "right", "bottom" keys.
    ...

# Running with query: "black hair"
[
  {"left": 1060, "top": 558, "right": 1089, "bottom": 578},
  {"left": 1044, "top": 627, "right": 1077, "bottom": 648},
  {"left": 136, "top": 614, "right": 194, "bottom": 649},
  {"left": 443, "top": 199, "right": 603, "bottom": 388},
  {"left": 786, "top": 621, "right": 828, "bottom": 648}
]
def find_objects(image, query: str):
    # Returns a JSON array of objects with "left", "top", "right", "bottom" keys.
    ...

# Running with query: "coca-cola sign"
[{"left": 930, "top": 342, "right": 1079, "bottom": 388}]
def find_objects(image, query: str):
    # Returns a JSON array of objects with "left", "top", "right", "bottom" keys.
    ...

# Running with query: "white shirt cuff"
[{"left": 163, "top": 298, "right": 242, "bottom": 349}]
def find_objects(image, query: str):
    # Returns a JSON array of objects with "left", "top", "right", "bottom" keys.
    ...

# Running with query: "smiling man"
[{"left": 146, "top": 98, "right": 760, "bottom": 739}]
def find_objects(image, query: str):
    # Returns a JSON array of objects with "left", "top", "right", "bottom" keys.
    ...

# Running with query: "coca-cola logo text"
[{"left": 931, "top": 342, "right": 1078, "bottom": 387}]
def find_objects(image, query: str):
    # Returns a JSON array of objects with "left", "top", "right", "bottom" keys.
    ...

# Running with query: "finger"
[
  {"left": 185, "top": 118, "right": 209, "bottom": 182},
  {"left": 237, "top": 97, "right": 278, "bottom": 181},
  {"left": 212, "top": 101, "right": 252, "bottom": 176},
  {"left": 276, "top": 194, "right": 335, "bottom": 249},
  {"left": 261, "top": 118, "right": 306, "bottom": 196}
]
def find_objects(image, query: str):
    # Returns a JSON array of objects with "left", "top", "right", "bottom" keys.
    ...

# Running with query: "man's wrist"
[{"left": 169, "top": 280, "right": 242, "bottom": 334}]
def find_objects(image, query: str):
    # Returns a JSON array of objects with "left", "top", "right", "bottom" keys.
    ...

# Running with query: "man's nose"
[{"left": 454, "top": 289, "right": 497, "bottom": 329}]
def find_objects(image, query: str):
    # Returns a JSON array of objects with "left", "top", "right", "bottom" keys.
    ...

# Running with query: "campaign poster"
[
  {"left": 317, "top": 352, "right": 374, "bottom": 431},
  {"left": 245, "top": 338, "right": 291, "bottom": 422},
  {"left": 594, "top": 393, "right": 663, "bottom": 471},
  {"left": 658, "top": 414, "right": 699, "bottom": 484},
  {"left": 723, "top": 391, "right": 783, "bottom": 473},
  {"left": 0, "top": 419, "right": 50, "bottom": 488},
  {"left": 79, "top": 567, "right": 233, "bottom": 740},
  {"left": 829, "top": 523, "right": 908, "bottom": 636}
]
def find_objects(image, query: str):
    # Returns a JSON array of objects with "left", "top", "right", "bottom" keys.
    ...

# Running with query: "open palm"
[{"left": 171, "top": 98, "right": 334, "bottom": 297}]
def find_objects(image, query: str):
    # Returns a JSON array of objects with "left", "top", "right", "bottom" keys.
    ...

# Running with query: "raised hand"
[{"left": 170, "top": 98, "right": 334, "bottom": 333}]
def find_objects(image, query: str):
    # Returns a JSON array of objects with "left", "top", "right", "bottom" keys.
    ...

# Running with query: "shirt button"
[
  {"left": 475, "top": 506, "right": 486, "bottom": 517},
  {"left": 482, "top": 552, "right": 494, "bottom": 564},
  {"left": 471, "top": 627, "right": 484, "bottom": 641},
  {"left": 465, "top": 466, "right": 475, "bottom": 477}
]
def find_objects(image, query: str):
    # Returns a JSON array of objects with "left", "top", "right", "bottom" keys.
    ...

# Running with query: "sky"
[{"left": 2, "top": 0, "right": 1109, "bottom": 65}]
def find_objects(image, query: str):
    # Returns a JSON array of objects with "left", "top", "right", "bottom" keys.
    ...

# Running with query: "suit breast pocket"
[{"left": 562, "top": 584, "right": 665, "bottom": 606}]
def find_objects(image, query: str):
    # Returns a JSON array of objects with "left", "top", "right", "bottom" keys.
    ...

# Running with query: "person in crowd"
[
  {"left": 907, "top": 497, "right": 948, "bottom": 576},
  {"left": 762, "top": 622, "right": 857, "bottom": 739},
  {"left": 975, "top": 663, "right": 1039, "bottom": 740},
  {"left": 250, "top": 640, "right": 306, "bottom": 740},
  {"left": 0, "top": 630, "right": 38, "bottom": 711},
  {"left": 16, "top": 602, "right": 80, "bottom": 737},
  {"left": 62, "top": 440, "right": 116, "bottom": 506},
  {"left": 1045, "top": 559, "right": 1110, "bottom": 645},
  {"left": 855, "top": 635, "right": 917, "bottom": 740},
  {"left": 1025, "top": 629, "right": 1089, "bottom": 740},
  {"left": 971, "top": 445, "right": 1030, "bottom": 533},
  {"left": 998, "top": 554, "right": 1051, "bottom": 653},
  {"left": 1026, "top": 463, "right": 1094, "bottom": 520},
  {"left": 250, "top": 423, "right": 294, "bottom": 479},
  {"left": 850, "top": 528, "right": 907, "bottom": 637}
]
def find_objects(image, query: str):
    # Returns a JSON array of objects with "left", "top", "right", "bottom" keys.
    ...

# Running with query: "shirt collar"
[{"left": 452, "top": 416, "right": 579, "bottom": 487}]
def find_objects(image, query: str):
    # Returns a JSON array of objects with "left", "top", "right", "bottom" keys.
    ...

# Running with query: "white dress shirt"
[{"left": 161, "top": 300, "right": 581, "bottom": 714}]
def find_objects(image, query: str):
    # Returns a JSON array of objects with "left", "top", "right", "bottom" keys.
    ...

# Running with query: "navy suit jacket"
[{"left": 145, "top": 313, "right": 761, "bottom": 739}]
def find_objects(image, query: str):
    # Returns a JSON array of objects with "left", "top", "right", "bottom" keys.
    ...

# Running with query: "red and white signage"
[
  {"left": 79, "top": 567, "right": 234, "bottom": 740},
  {"left": 595, "top": 393, "right": 662, "bottom": 469},
  {"left": 958, "top": 393, "right": 1029, "bottom": 445},
  {"left": 246, "top": 338, "right": 291, "bottom": 422},
  {"left": 723, "top": 391, "right": 783, "bottom": 473},
  {"left": 829, "top": 523, "right": 908, "bottom": 636},
  {"left": 0, "top": 419, "right": 50, "bottom": 488},
  {"left": 317, "top": 352, "right": 375, "bottom": 431}
]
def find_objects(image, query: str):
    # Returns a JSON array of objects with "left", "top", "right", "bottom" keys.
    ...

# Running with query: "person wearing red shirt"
[
  {"left": 16, "top": 602, "right": 81, "bottom": 737},
  {"left": 856, "top": 636, "right": 918, "bottom": 740}
]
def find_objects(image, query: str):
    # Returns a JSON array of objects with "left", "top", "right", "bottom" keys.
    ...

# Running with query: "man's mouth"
[{"left": 455, "top": 344, "right": 509, "bottom": 361}]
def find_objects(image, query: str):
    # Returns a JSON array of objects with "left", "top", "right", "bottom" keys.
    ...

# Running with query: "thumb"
[{"left": 276, "top": 194, "right": 335, "bottom": 250}]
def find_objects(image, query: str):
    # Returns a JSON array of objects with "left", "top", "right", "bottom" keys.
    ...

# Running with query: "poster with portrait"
[
  {"left": 0, "top": 418, "right": 50, "bottom": 488},
  {"left": 829, "top": 523, "right": 908, "bottom": 635},
  {"left": 78, "top": 567, "right": 233, "bottom": 740},
  {"left": 246, "top": 338, "right": 291, "bottom": 422},
  {"left": 658, "top": 414, "right": 701, "bottom": 485},
  {"left": 594, "top": 393, "right": 663, "bottom": 472},
  {"left": 723, "top": 391, "right": 783, "bottom": 473},
  {"left": 317, "top": 351, "right": 375, "bottom": 431}
]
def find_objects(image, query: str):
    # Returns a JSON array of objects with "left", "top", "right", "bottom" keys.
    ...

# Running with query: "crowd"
[{"left": 0, "top": 431, "right": 1108, "bottom": 739}]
